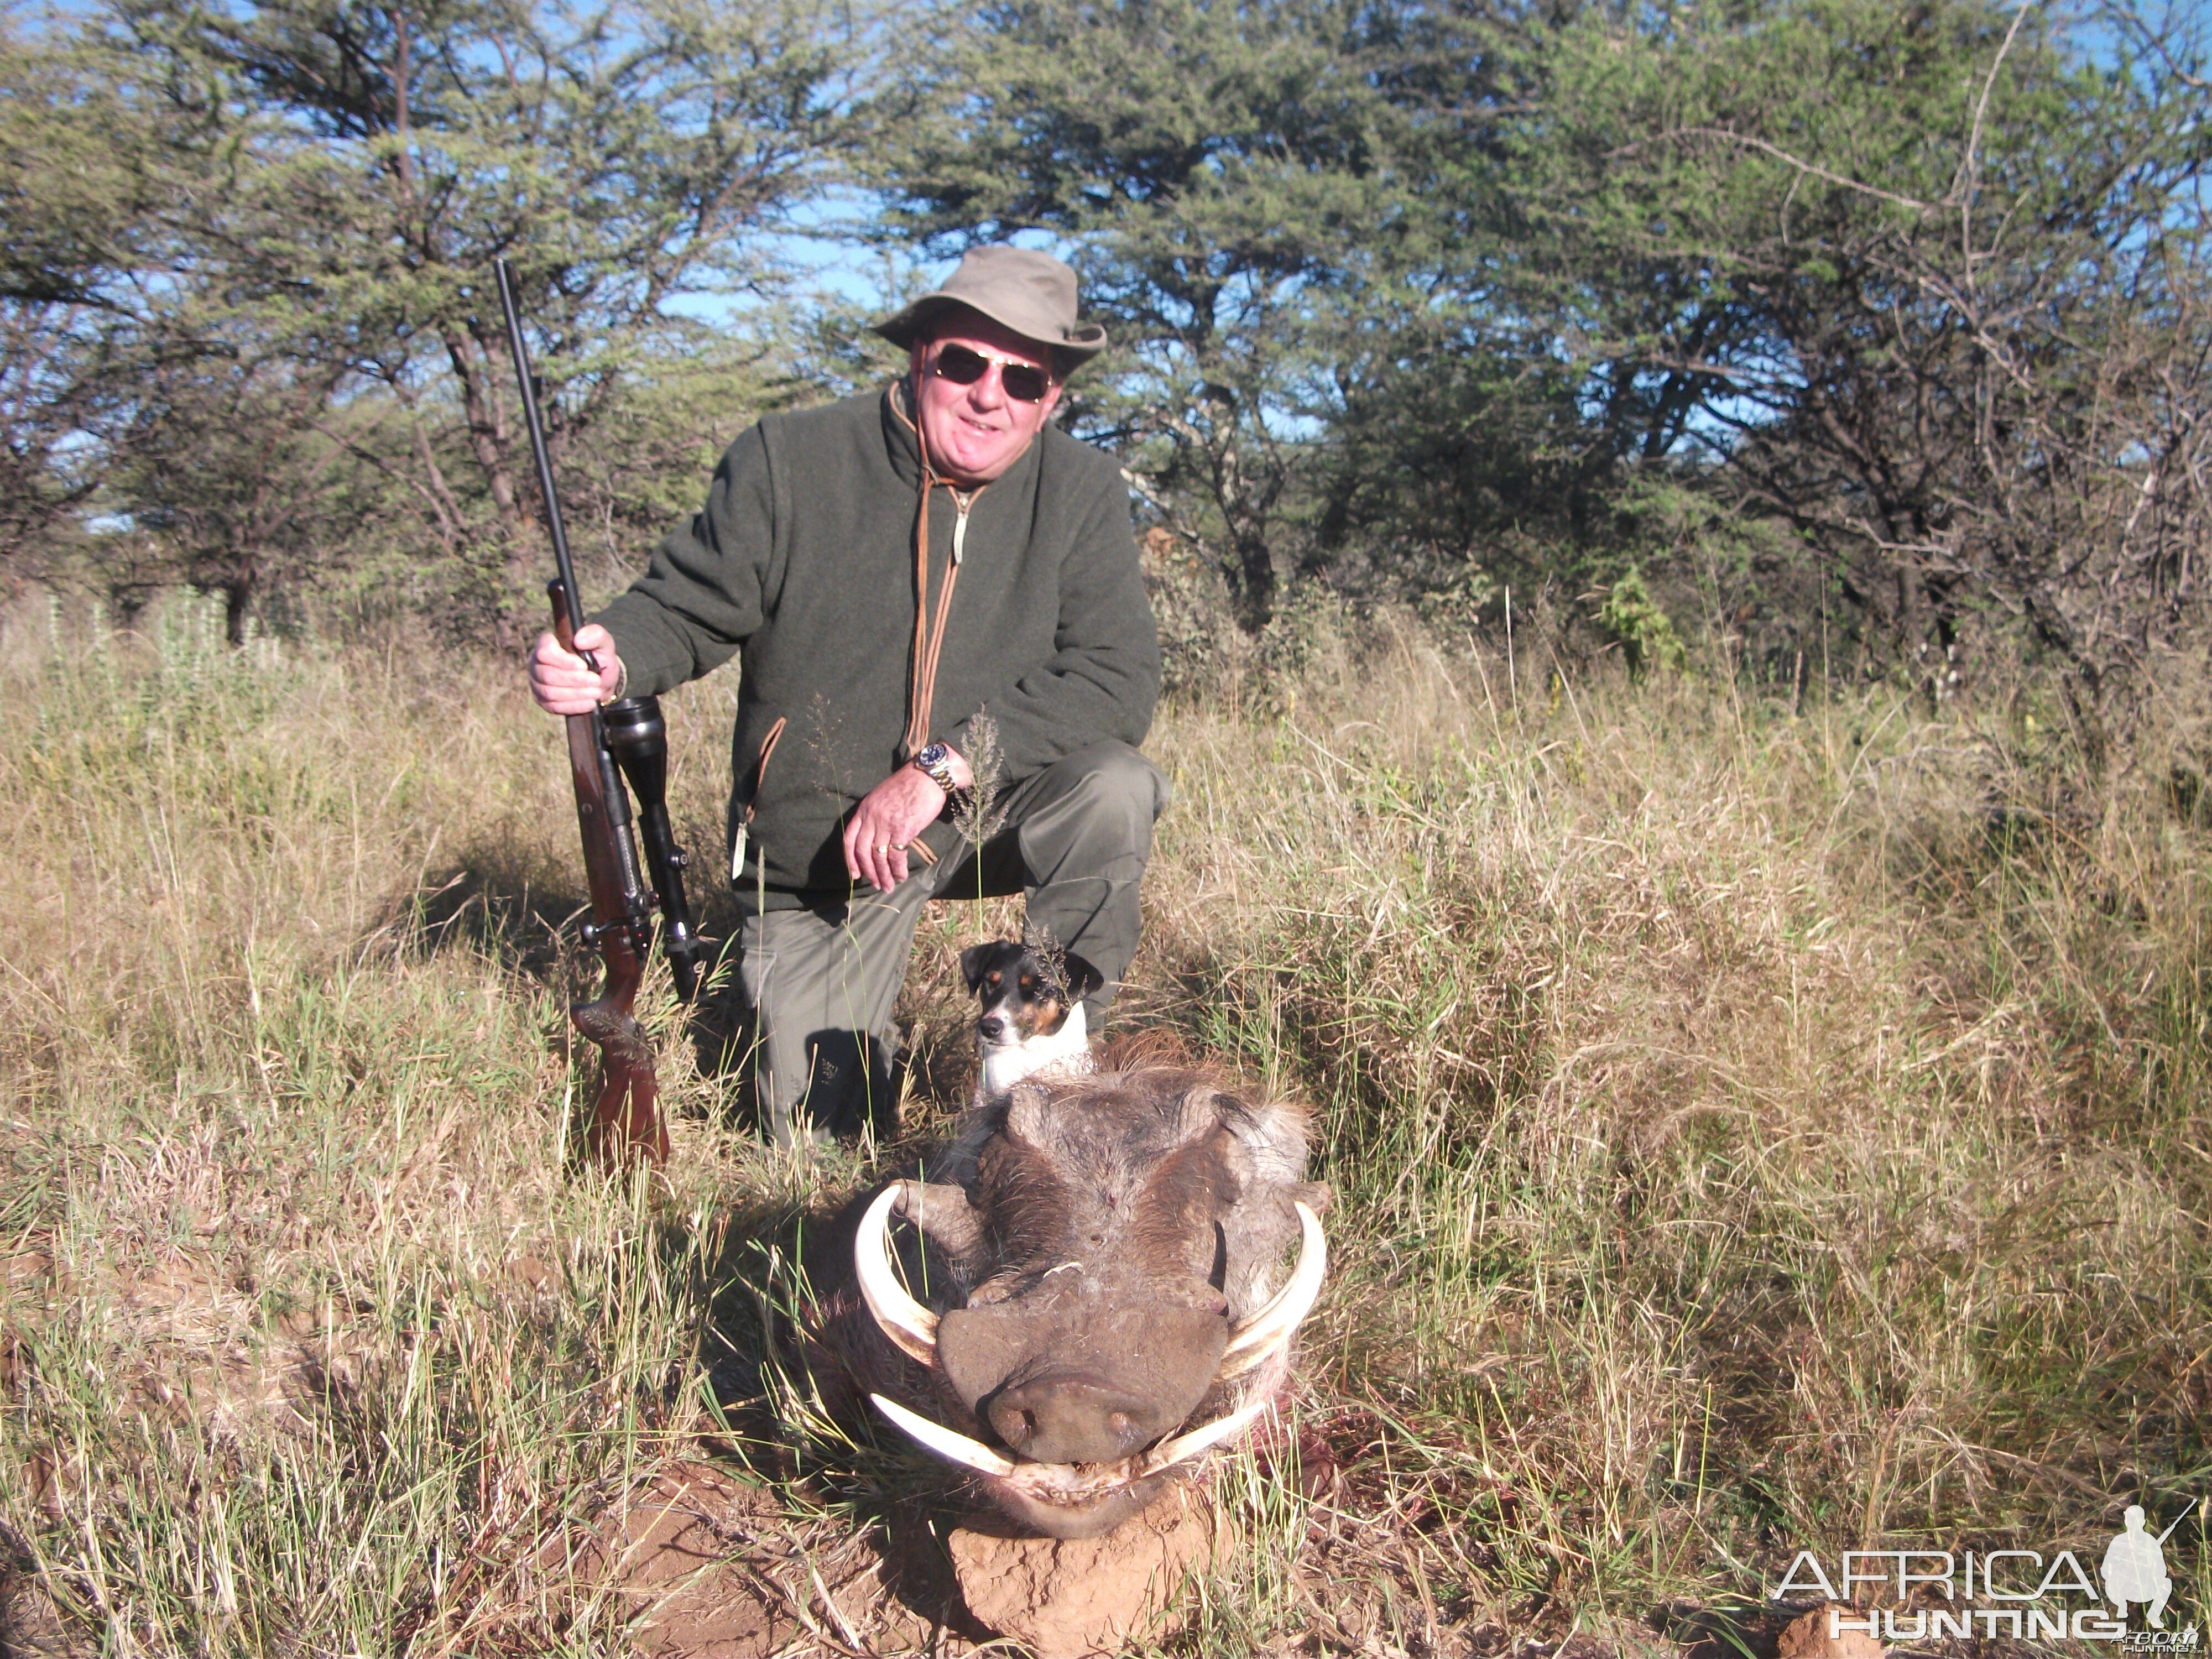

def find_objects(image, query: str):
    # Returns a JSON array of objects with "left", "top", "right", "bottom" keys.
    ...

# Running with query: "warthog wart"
[{"left": 829, "top": 1056, "right": 1328, "bottom": 1540}]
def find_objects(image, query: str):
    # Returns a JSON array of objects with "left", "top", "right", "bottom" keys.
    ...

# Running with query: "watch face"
[{"left": 915, "top": 743, "right": 948, "bottom": 768}]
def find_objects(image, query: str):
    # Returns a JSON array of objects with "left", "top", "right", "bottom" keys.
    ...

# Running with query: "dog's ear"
[
  {"left": 1061, "top": 952, "right": 1104, "bottom": 1001},
  {"left": 961, "top": 942, "right": 997, "bottom": 992}
]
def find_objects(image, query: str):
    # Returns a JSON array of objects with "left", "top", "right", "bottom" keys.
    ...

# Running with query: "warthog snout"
[
  {"left": 987, "top": 1373, "right": 1161, "bottom": 1463},
  {"left": 935, "top": 1292, "right": 1233, "bottom": 1466}
]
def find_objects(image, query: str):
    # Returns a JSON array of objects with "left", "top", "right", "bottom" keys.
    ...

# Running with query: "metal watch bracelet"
[{"left": 911, "top": 742, "right": 967, "bottom": 815}]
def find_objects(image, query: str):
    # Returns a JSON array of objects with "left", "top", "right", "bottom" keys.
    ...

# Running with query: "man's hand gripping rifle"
[{"left": 494, "top": 257, "right": 706, "bottom": 1167}]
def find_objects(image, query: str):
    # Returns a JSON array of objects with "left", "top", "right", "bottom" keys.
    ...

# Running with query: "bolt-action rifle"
[{"left": 494, "top": 257, "right": 706, "bottom": 1166}]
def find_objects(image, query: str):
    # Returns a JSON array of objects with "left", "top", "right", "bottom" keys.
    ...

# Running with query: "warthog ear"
[
  {"left": 961, "top": 942, "right": 1000, "bottom": 991},
  {"left": 1003, "top": 1082, "right": 1052, "bottom": 1146},
  {"left": 1228, "top": 1097, "right": 1314, "bottom": 1188},
  {"left": 1061, "top": 951, "right": 1104, "bottom": 1001},
  {"left": 895, "top": 1180, "right": 988, "bottom": 1258}
]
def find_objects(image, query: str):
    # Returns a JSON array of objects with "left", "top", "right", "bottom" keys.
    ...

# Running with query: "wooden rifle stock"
[
  {"left": 496, "top": 257, "right": 669, "bottom": 1168},
  {"left": 549, "top": 593, "right": 667, "bottom": 1166}
]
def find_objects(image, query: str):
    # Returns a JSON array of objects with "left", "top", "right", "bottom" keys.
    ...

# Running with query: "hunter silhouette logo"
[{"left": 2105, "top": 1506, "right": 2183, "bottom": 1629}]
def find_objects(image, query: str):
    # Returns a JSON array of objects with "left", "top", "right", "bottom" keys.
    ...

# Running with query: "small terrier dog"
[{"left": 961, "top": 940, "right": 1103, "bottom": 1099}]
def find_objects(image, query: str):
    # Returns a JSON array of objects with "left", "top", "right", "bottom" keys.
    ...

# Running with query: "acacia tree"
[
  {"left": 14, "top": 0, "right": 892, "bottom": 633},
  {"left": 1285, "top": 0, "right": 2206, "bottom": 720},
  {"left": 0, "top": 18, "right": 189, "bottom": 583},
  {"left": 1476, "top": 0, "right": 2210, "bottom": 713},
  {"left": 109, "top": 355, "right": 351, "bottom": 640},
  {"left": 870, "top": 0, "right": 1399, "bottom": 628},
  {"left": 1302, "top": 0, "right": 1615, "bottom": 606}
]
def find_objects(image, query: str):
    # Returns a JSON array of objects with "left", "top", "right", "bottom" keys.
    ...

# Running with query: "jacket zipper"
[{"left": 950, "top": 486, "right": 977, "bottom": 564}]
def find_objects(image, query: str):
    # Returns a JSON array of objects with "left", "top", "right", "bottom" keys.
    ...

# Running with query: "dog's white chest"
[{"left": 979, "top": 1004, "right": 1092, "bottom": 1097}]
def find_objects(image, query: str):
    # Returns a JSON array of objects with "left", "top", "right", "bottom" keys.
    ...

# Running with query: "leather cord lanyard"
[
  {"left": 740, "top": 717, "right": 785, "bottom": 830},
  {"left": 729, "top": 713, "right": 785, "bottom": 881},
  {"left": 890, "top": 377, "right": 972, "bottom": 868},
  {"left": 902, "top": 399, "right": 966, "bottom": 763}
]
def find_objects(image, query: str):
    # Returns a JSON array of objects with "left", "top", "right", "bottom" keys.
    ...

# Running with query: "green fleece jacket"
[{"left": 593, "top": 383, "right": 1161, "bottom": 898}]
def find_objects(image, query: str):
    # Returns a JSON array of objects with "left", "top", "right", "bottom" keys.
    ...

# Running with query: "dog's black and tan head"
[{"left": 960, "top": 941, "right": 1103, "bottom": 1048}]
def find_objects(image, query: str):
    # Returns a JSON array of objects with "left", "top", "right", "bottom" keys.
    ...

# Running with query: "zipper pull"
[{"left": 952, "top": 490, "right": 973, "bottom": 564}]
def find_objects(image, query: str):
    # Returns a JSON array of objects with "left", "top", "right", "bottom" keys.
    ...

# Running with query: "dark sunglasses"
[{"left": 931, "top": 342, "right": 1053, "bottom": 404}]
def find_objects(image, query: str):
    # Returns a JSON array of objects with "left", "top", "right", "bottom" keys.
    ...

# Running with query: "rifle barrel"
[{"left": 493, "top": 257, "right": 587, "bottom": 646}]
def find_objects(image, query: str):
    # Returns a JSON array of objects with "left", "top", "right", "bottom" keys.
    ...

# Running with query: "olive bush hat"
[{"left": 873, "top": 247, "right": 1108, "bottom": 366}]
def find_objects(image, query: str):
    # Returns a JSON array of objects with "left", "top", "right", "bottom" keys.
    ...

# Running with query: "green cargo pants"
[{"left": 733, "top": 741, "right": 1169, "bottom": 1146}]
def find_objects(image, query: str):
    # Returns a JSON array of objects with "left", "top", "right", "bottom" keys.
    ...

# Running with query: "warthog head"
[{"left": 854, "top": 1061, "right": 1328, "bottom": 1539}]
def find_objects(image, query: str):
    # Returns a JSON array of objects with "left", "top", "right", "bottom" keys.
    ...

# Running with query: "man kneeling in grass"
[{"left": 528, "top": 248, "right": 1165, "bottom": 1146}]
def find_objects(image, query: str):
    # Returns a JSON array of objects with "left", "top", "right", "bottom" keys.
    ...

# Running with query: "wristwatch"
[{"left": 910, "top": 741, "right": 967, "bottom": 815}]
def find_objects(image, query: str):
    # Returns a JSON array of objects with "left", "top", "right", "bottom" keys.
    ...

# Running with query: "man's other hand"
[
  {"left": 843, "top": 767, "right": 950, "bottom": 893},
  {"left": 529, "top": 623, "right": 624, "bottom": 715}
]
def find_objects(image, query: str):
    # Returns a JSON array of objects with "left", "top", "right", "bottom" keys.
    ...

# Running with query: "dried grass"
[{"left": 0, "top": 596, "right": 2206, "bottom": 1655}]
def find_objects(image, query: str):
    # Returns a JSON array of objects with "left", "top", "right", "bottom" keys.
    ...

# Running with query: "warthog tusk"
[
  {"left": 871, "top": 1392, "right": 1018, "bottom": 1477},
  {"left": 876, "top": 1385, "right": 1278, "bottom": 1486},
  {"left": 857, "top": 1185, "right": 939, "bottom": 1366},
  {"left": 875, "top": 1388, "right": 1269, "bottom": 1490},
  {"left": 1217, "top": 1199, "right": 1326, "bottom": 1379},
  {"left": 1142, "top": 1390, "right": 1275, "bottom": 1473}
]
